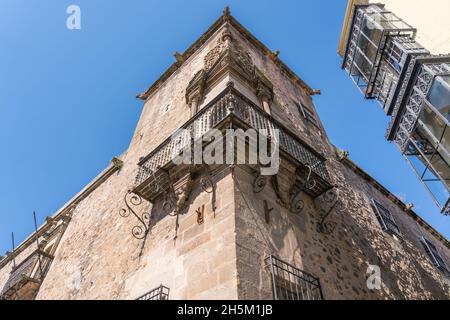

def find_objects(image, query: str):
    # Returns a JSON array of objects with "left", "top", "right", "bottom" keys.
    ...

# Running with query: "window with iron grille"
[
  {"left": 265, "top": 256, "right": 323, "bottom": 300},
  {"left": 136, "top": 285, "right": 169, "bottom": 300},
  {"left": 295, "top": 102, "right": 319, "bottom": 128},
  {"left": 371, "top": 199, "right": 402, "bottom": 237},
  {"left": 421, "top": 237, "right": 450, "bottom": 275}
]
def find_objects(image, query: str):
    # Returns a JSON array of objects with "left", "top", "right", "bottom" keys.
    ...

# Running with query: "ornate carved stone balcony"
[
  {"left": 134, "top": 85, "right": 332, "bottom": 204},
  {"left": 0, "top": 249, "right": 53, "bottom": 300}
]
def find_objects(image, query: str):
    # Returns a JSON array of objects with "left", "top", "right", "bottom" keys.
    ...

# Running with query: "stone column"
[
  {"left": 261, "top": 96, "right": 271, "bottom": 114},
  {"left": 190, "top": 96, "right": 199, "bottom": 117},
  {"left": 257, "top": 86, "right": 273, "bottom": 115}
]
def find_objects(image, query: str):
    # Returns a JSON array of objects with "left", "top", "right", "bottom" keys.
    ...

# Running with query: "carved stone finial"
[
  {"left": 112, "top": 157, "right": 123, "bottom": 169},
  {"left": 269, "top": 50, "right": 280, "bottom": 59},
  {"left": 174, "top": 51, "right": 184, "bottom": 64},
  {"left": 336, "top": 149, "right": 350, "bottom": 161},
  {"left": 45, "top": 216, "right": 54, "bottom": 224},
  {"left": 405, "top": 203, "right": 414, "bottom": 212},
  {"left": 65, "top": 204, "right": 77, "bottom": 219},
  {"left": 223, "top": 6, "right": 231, "bottom": 18}
]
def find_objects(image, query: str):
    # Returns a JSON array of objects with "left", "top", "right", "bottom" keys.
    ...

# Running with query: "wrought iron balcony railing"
[
  {"left": 136, "top": 285, "right": 170, "bottom": 300},
  {"left": 265, "top": 255, "right": 323, "bottom": 300},
  {"left": 0, "top": 249, "right": 53, "bottom": 300},
  {"left": 134, "top": 85, "right": 332, "bottom": 202}
]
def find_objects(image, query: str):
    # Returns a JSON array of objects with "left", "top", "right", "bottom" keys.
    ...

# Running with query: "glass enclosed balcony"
[
  {"left": 398, "top": 66, "right": 450, "bottom": 213},
  {"left": 388, "top": 57, "right": 450, "bottom": 213},
  {"left": 342, "top": 3, "right": 450, "bottom": 215},
  {"left": 343, "top": 5, "right": 416, "bottom": 102}
]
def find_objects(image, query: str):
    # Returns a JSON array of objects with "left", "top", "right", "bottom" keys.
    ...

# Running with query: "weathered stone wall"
[
  {"left": 35, "top": 164, "right": 237, "bottom": 300},
  {"left": 233, "top": 158, "right": 450, "bottom": 300},
  {"left": 227, "top": 21, "right": 450, "bottom": 300}
]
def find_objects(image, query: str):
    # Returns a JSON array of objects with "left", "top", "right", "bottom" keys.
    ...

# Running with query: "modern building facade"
[
  {"left": 1, "top": 8, "right": 450, "bottom": 300},
  {"left": 338, "top": 0, "right": 450, "bottom": 214}
]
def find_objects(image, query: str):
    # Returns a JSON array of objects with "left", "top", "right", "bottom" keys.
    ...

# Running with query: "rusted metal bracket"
[
  {"left": 200, "top": 165, "right": 217, "bottom": 214},
  {"left": 119, "top": 191, "right": 152, "bottom": 240},
  {"left": 317, "top": 186, "right": 341, "bottom": 235},
  {"left": 196, "top": 205, "right": 205, "bottom": 225}
]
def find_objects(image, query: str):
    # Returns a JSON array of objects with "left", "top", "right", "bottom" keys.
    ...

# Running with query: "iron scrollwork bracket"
[
  {"left": 253, "top": 171, "right": 267, "bottom": 194},
  {"left": 316, "top": 186, "right": 341, "bottom": 235},
  {"left": 289, "top": 186, "right": 305, "bottom": 214},
  {"left": 289, "top": 161, "right": 323, "bottom": 214},
  {"left": 253, "top": 168, "right": 290, "bottom": 211},
  {"left": 119, "top": 191, "right": 152, "bottom": 240},
  {"left": 200, "top": 164, "right": 217, "bottom": 214},
  {"left": 154, "top": 167, "right": 179, "bottom": 217}
]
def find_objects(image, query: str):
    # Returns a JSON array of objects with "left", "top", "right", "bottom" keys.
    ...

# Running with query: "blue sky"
[{"left": 0, "top": 0, "right": 448, "bottom": 255}]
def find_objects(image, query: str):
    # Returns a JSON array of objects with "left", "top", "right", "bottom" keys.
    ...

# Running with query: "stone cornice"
[
  {"left": 137, "top": 7, "right": 317, "bottom": 101},
  {"left": 0, "top": 157, "right": 124, "bottom": 268}
]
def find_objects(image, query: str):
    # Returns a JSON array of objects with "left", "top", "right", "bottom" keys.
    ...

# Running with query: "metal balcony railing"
[
  {"left": 1, "top": 249, "right": 53, "bottom": 300},
  {"left": 136, "top": 285, "right": 170, "bottom": 300},
  {"left": 134, "top": 86, "right": 332, "bottom": 202},
  {"left": 265, "top": 255, "right": 323, "bottom": 300}
]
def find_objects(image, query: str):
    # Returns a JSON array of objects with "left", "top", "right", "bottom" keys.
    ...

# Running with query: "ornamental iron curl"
[
  {"left": 289, "top": 161, "right": 322, "bottom": 214},
  {"left": 119, "top": 191, "right": 152, "bottom": 240},
  {"left": 162, "top": 193, "right": 178, "bottom": 216},
  {"left": 153, "top": 167, "right": 178, "bottom": 217},
  {"left": 200, "top": 164, "right": 217, "bottom": 213},
  {"left": 317, "top": 187, "right": 341, "bottom": 235},
  {"left": 289, "top": 192, "right": 305, "bottom": 214},
  {"left": 253, "top": 172, "right": 267, "bottom": 194}
]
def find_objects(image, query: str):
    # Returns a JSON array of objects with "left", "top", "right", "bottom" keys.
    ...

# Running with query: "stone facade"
[{"left": 1, "top": 8, "right": 449, "bottom": 300}]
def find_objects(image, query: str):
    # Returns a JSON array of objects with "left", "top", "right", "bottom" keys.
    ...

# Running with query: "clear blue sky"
[{"left": 0, "top": 0, "right": 448, "bottom": 255}]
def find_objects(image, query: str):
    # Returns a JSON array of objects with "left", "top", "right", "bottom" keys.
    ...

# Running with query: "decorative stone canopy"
[{"left": 186, "top": 23, "right": 274, "bottom": 114}]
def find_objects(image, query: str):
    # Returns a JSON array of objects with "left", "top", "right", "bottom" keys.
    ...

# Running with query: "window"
[
  {"left": 371, "top": 200, "right": 402, "bottom": 237},
  {"left": 427, "top": 75, "right": 450, "bottom": 122},
  {"left": 295, "top": 102, "right": 319, "bottom": 128},
  {"left": 421, "top": 237, "right": 450, "bottom": 275},
  {"left": 265, "top": 256, "right": 323, "bottom": 300}
]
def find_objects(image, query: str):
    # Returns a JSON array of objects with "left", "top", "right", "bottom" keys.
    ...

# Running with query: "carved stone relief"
[{"left": 186, "top": 23, "right": 274, "bottom": 114}]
